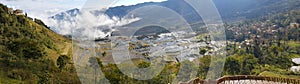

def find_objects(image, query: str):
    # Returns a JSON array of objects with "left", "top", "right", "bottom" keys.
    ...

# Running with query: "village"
[
  {"left": 95, "top": 28, "right": 226, "bottom": 64},
  {"left": 225, "top": 19, "right": 300, "bottom": 73}
]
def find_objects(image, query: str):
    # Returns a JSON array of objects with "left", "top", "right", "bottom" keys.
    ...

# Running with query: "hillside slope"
[
  {"left": 105, "top": 0, "right": 294, "bottom": 22},
  {"left": 0, "top": 3, "right": 79, "bottom": 83}
]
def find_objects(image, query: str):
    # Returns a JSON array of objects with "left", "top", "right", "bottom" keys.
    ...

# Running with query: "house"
[
  {"left": 291, "top": 66, "right": 300, "bottom": 72},
  {"left": 13, "top": 9, "right": 23, "bottom": 15},
  {"left": 292, "top": 58, "right": 300, "bottom": 64},
  {"left": 290, "top": 23, "right": 299, "bottom": 28},
  {"left": 8, "top": 8, "right": 13, "bottom": 14},
  {"left": 291, "top": 58, "right": 300, "bottom": 73}
]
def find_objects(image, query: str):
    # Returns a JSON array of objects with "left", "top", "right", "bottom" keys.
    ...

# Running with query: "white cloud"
[
  {"left": 46, "top": 10, "right": 141, "bottom": 40},
  {"left": 0, "top": 0, "right": 163, "bottom": 40},
  {"left": 0, "top": 0, "right": 166, "bottom": 20},
  {"left": 0, "top": 0, "right": 86, "bottom": 19}
]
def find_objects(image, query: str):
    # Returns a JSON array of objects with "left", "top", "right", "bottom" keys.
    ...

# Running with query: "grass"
[
  {"left": 259, "top": 71, "right": 300, "bottom": 79},
  {"left": 290, "top": 54, "right": 300, "bottom": 58},
  {"left": 259, "top": 71, "right": 287, "bottom": 78},
  {"left": 0, "top": 3, "right": 77, "bottom": 83},
  {"left": 0, "top": 70, "right": 23, "bottom": 84},
  {"left": 288, "top": 41, "right": 300, "bottom": 47}
]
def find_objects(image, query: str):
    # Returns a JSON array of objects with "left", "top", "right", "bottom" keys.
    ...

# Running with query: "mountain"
[
  {"left": 50, "top": 8, "right": 79, "bottom": 21},
  {"left": 51, "top": 0, "right": 300, "bottom": 23},
  {"left": 105, "top": 0, "right": 296, "bottom": 22},
  {"left": 48, "top": 0, "right": 300, "bottom": 41},
  {"left": 0, "top": 3, "right": 80, "bottom": 83},
  {"left": 48, "top": 0, "right": 300, "bottom": 37}
]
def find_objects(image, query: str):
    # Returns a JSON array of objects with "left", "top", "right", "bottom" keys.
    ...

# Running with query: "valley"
[{"left": 0, "top": 0, "right": 299, "bottom": 83}]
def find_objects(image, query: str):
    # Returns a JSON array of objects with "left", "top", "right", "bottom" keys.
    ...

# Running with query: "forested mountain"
[
  {"left": 105, "top": 0, "right": 298, "bottom": 22},
  {"left": 51, "top": 0, "right": 298, "bottom": 23},
  {"left": 49, "top": 0, "right": 300, "bottom": 37},
  {"left": 0, "top": 3, "right": 80, "bottom": 83},
  {"left": 222, "top": 9, "right": 300, "bottom": 77},
  {"left": 1, "top": 0, "right": 300, "bottom": 83}
]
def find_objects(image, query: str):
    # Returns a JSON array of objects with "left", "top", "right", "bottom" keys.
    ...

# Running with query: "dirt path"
[{"left": 61, "top": 42, "right": 72, "bottom": 55}]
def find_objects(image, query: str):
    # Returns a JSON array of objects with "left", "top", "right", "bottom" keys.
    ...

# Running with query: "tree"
[
  {"left": 253, "top": 36, "right": 262, "bottom": 58},
  {"left": 199, "top": 49, "right": 207, "bottom": 55},
  {"left": 102, "top": 52, "right": 107, "bottom": 57},
  {"left": 57, "top": 55, "right": 70, "bottom": 70},
  {"left": 240, "top": 54, "right": 258, "bottom": 75},
  {"left": 224, "top": 56, "right": 240, "bottom": 75},
  {"left": 197, "top": 55, "right": 211, "bottom": 79},
  {"left": 137, "top": 61, "right": 150, "bottom": 68},
  {"left": 34, "top": 18, "right": 50, "bottom": 29},
  {"left": 8, "top": 39, "right": 45, "bottom": 59}
]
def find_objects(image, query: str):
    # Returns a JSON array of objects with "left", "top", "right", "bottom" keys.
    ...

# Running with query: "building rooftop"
[{"left": 292, "top": 58, "right": 300, "bottom": 64}]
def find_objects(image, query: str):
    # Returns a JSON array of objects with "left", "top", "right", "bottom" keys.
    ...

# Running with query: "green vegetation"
[
  {"left": 96, "top": 7, "right": 300, "bottom": 83},
  {"left": 97, "top": 58, "right": 180, "bottom": 83},
  {"left": 0, "top": 1, "right": 299, "bottom": 83},
  {"left": 0, "top": 3, "right": 80, "bottom": 83},
  {"left": 223, "top": 8, "right": 300, "bottom": 79},
  {"left": 57, "top": 55, "right": 70, "bottom": 70}
]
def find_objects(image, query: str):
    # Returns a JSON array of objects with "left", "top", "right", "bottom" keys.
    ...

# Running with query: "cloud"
[
  {"left": 0, "top": 0, "right": 166, "bottom": 19},
  {"left": 46, "top": 10, "right": 141, "bottom": 40},
  {"left": 0, "top": 0, "right": 162, "bottom": 40},
  {"left": 0, "top": 0, "right": 86, "bottom": 19}
]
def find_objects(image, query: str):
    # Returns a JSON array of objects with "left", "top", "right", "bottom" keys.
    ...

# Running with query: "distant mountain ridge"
[
  {"left": 48, "top": 0, "right": 300, "bottom": 38},
  {"left": 104, "top": 0, "right": 295, "bottom": 22},
  {"left": 50, "top": 8, "right": 79, "bottom": 21},
  {"left": 50, "top": 0, "right": 300, "bottom": 23}
]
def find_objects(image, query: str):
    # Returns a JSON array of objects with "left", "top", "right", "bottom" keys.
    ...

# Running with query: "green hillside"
[
  {"left": 1, "top": 1, "right": 300, "bottom": 83},
  {"left": 0, "top": 3, "right": 80, "bottom": 83}
]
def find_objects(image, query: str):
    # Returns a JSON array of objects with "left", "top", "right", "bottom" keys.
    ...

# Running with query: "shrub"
[
  {"left": 8, "top": 69, "right": 33, "bottom": 81},
  {"left": 57, "top": 55, "right": 70, "bottom": 70}
]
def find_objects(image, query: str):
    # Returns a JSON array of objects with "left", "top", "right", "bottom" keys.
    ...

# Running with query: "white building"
[{"left": 291, "top": 58, "right": 300, "bottom": 73}]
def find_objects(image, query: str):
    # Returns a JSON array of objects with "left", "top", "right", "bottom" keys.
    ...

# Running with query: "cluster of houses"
[
  {"left": 109, "top": 30, "right": 225, "bottom": 63},
  {"left": 225, "top": 20, "right": 300, "bottom": 54},
  {"left": 8, "top": 8, "right": 24, "bottom": 15},
  {"left": 226, "top": 20, "right": 300, "bottom": 73}
]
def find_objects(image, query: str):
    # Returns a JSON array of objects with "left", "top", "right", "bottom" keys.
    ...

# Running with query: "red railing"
[{"left": 181, "top": 75, "right": 300, "bottom": 84}]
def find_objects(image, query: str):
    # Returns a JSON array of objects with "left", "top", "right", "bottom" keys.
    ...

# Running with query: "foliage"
[
  {"left": 0, "top": 1, "right": 300, "bottom": 83},
  {"left": 197, "top": 55, "right": 211, "bottom": 79},
  {"left": 199, "top": 49, "right": 207, "bottom": 55},
  {"left": 224, "top": 56, "right": 240, "bottom": 75},
  {"left": 34, "top": 18, "right": 50, "bottom": 29},
  {"left": 0, "top": 3, "right": 79, "bottom": 83},
  {"left": 222, "top": 4, "right": 300, "bottom": 79},
  {"left": 57, "top": 55, "right": 70, "bottom": 70}
]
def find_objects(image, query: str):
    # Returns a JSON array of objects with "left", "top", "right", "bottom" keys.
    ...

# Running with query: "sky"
[
  {"left": 0, "top": 0, "right": 166, "bottom": 19},
  {"left": 0, "top": 0, "right": 166, "bottom": 37}
]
